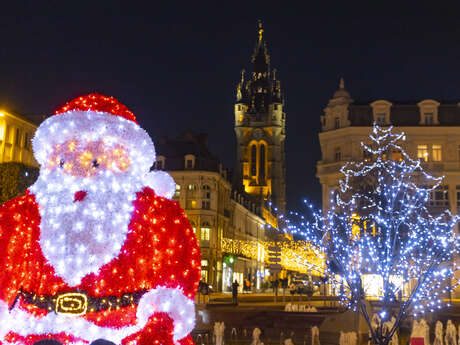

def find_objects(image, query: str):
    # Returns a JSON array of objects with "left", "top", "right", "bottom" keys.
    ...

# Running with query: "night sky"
[{"left": 1, "top": 1, "right": 460, "bottom": 211}]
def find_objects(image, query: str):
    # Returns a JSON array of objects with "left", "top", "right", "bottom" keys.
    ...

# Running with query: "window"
[
  {"left": 429, "top": 185, "right": 449, "bottom": 207},
  {"left": 187, "top": 200, "right": 197, "bottom": 209},
  {"left": 251, "top": 144, "right": 257, "bottom": 176},
  {"left": 184, "top": 154, "right": 195, "bottom": 169},
  {"left": 201, "top": 270, "right": 208, "bottom": 282},
  {"left": 259, "top": 144, "right": 266, "bottom": 180},
  {"left": 188, "top": 184, "right": 196, "bottom": 190},
  {"left": 200, "top": 227, "right": 210, "bottom": 241},
  {"left": 156, "top": 156, "right": 165, "bottom": 170},
  {"left": 174, "top": 184, "right": 181, "bottom": 197},
  {"left": 456, "top": 186, "right": 460, "bottom": 208},
  {"left": 24, "top": 133, "right": 29, "bottom": 150},
  {"left": 432, "top": 145, "right": 442, "bottom": 162},
  {"left": 0, "top": 126, "right": 4, "bottom": 141},
  {"left": 363, "top": 149, "right": 372, "bottom": 162},
  {"left": 15, "top": 129, "right": 21, "bottom": 146},
  {"left": 376, "top": 114, "right": 386, "bottom": 126},
  {"left": 334, "top": 147, "right": 341, "bottom": 162},
  {"left": 202, "top": 200, "right": 210, "bottom": 210},
  {"left": 334, "top": 117, "right": 340, "bottom": 129},
  {"left": 417, "top": 145, "right": 428, "bottom": 162},
  {"left": 274, "top": 104, "right": 279, "bottom": 110},
  {"left": 201, "top": 260, "right": 208, "bottom": 267},
  {"left": 391, "top": 149, "right": 402, "bottom": 162},
  {"left": 202, "top": 185, "right": 211, "bottom": 198},
  {"left": 424, "top": 113, "right": 434, "bottom": 125}
]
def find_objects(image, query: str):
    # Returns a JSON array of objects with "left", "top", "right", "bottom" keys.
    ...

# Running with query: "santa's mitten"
[
  {"left": 137, "top": 287, "right": 196, "bottom": 343},
  {"left": 142, "top": 171, "right": 176, "bottom": 199}
]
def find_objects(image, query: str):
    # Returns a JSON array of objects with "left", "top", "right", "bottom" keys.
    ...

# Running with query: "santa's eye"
[
  {"left": 92, "top": 159, "right": 100, "bottom": 168},
  {"left": 59, "top": 159, "right": 65, "bottom": 168}
]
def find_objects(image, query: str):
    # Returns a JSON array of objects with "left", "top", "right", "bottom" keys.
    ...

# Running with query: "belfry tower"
[{"left": 234, "top": 22, "right": 286, "bottom": 215}]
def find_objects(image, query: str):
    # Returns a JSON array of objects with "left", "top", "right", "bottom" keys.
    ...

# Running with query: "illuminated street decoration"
[
  {"left": 221, "top": 238, "right": 325, "bottom": 275},
  {"left": 289, "top": 124, "right": 459, "bottom": 345},
  {"left": 0, "top": 94, "right": 200, "bottom": 345}
]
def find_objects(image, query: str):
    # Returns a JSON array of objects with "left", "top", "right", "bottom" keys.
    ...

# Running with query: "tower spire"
[
  {"left": 258, "top": 20, "right": 264, "bottom": 43},
  {"left": 339, "top": 77, "right": 345, "bottom": 90},
  {"left": 251, "top": 21, "right": 270, "bottom": 74}
]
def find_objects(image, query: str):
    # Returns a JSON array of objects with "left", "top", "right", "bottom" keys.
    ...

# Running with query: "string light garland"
[
  {"left": 286, "top": 124, "right": 459, "bottom": 345},
  {"left": 0, "top": 94, "right": 200, "bottom": 345},
  {"left": 221, "top": 238, "right": 325, "bottom": 275}
]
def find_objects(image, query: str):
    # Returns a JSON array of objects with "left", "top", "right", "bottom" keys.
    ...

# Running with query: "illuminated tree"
[{"left": 293, "top": 125, "right": 459, "bottom": 345}]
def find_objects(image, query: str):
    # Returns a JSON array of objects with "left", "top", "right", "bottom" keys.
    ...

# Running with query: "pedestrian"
[{"left": 232, "top": 279, "right": 239, "bottom": 305}]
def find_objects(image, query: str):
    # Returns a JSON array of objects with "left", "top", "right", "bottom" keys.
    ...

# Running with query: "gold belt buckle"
[{"left": 55, "top": 292, "right": 88, "bottom": 316}]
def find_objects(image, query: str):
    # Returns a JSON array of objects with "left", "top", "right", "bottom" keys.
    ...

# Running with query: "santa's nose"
[{"left": 74, "top": 190, "right": 87, "bottom": 202}]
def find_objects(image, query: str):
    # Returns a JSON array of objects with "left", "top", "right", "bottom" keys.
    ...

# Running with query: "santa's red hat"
[{"left": 32, "top": 93, "right": 155, "bottom": 175}]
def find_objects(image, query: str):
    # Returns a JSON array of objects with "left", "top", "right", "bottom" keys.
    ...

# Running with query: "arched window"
[
  {"left": 259, "top": 144, "right": 266, "bottom": 180},
  {"left": 251, "top": 144, "right": 257, "bottom": 176}
]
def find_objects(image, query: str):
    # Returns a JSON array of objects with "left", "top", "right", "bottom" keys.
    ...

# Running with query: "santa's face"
[
  {"left": 47, "top": 139, "right": 131, "bottom": 178},
  {"left": 30, "top": 140, "right": 143, "bottom": 286}
]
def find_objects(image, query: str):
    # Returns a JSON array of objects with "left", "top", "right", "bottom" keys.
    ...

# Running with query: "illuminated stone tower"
[{"left": 234, "top": 22, "right": 286, "bottom": 215}]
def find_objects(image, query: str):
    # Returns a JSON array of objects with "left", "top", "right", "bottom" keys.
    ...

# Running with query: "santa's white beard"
[{"left": 30, "top": 169, "right": 143, "bottom": 286}]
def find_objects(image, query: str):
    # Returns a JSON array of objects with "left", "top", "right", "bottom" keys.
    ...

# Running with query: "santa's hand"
[
  {"left": 137, "top": 286, "right": 196, "bottom": 342},
  {"left": 142, "top": 171, "right": 176, "bottom": 199}
]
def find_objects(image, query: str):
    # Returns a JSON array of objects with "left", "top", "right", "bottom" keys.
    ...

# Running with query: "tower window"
[
  {"left": 334, "top": 117, "right": 340, "bottom": 129},
  {"left": 251, "top": 144, "right": 257, "bottom": 176},
  {"left": 259, "top": 144, "right": 266, "bottom": 180}
]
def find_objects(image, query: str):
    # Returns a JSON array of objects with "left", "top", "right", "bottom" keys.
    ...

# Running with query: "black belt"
[{"left": 16, "top": 289, "right": 146, "bottom": 316}]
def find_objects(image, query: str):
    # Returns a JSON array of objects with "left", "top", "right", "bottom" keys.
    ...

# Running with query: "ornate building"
[
  {"left": 155, "top": 131, "right": 267, "bottom": 292},
  {"left": 316, "top": 79, "right": 460, "bottom": 299},
  {"left": 234, "top": 22, "right": 287, "bottom": 215},
  {"left": 0, "top": 109, "right": 39, "bottom": 166}
]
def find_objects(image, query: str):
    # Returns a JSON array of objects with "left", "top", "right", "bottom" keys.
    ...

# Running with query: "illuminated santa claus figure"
[{"left": 0, "top": 94, "right": 201, "bottom": 345}]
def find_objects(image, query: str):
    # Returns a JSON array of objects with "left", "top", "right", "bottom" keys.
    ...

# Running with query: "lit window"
[
  {"left": 174, "top": 184, "right": 181, "bottom": 197},
  {"left": 200, "top": 227, "right": 210, "bottom": 241},
  {"left": 391, "top": 149, "right": 402, "bottom": 162},
  {"left": 201, "top": 260, "right": 208, "bottom": 267},
  {"left": 334, "top": 117, "right": 340, "bottom": 129},
  {"left": 334, "top": 147, "right": 341, "bottom": 162},
  {"left": 363, "top": 149, "right": 372, "bottom": 162},
  {"left": 417, "top": 145, "right": 428, "bottom": 162},
  {"left": 188, "top": 184, "right": 196, "bottom": 190},
  {"left": 376, "top": 114, "right": 386, "bottom": 126},
  {"left": 432, "top": 145, "right": 442, "bottom": 162},
  {"left": 201, "top": 270, "right": 208, "bottom": 282},
  {"left": 424, "top": 113, "right": 434, "bottom": 125}
]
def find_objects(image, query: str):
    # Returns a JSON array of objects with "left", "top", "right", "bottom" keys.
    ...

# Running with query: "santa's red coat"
[{"left": 0, "top": 187, "right": 201, "bottom": 345}]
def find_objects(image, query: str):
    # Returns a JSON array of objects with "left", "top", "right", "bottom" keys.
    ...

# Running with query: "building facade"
[
  {"left": 234, "top": 22, "right": 287, "bottom": 215},
  {"left": 156, "top": 132, "right": 268, "bottom": 292},
  {"left": 317, "top": 79, "right": 460, "bottom": 298},
  {"left": 0, "top": 110, "right": 39, "bottom": 167}
]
